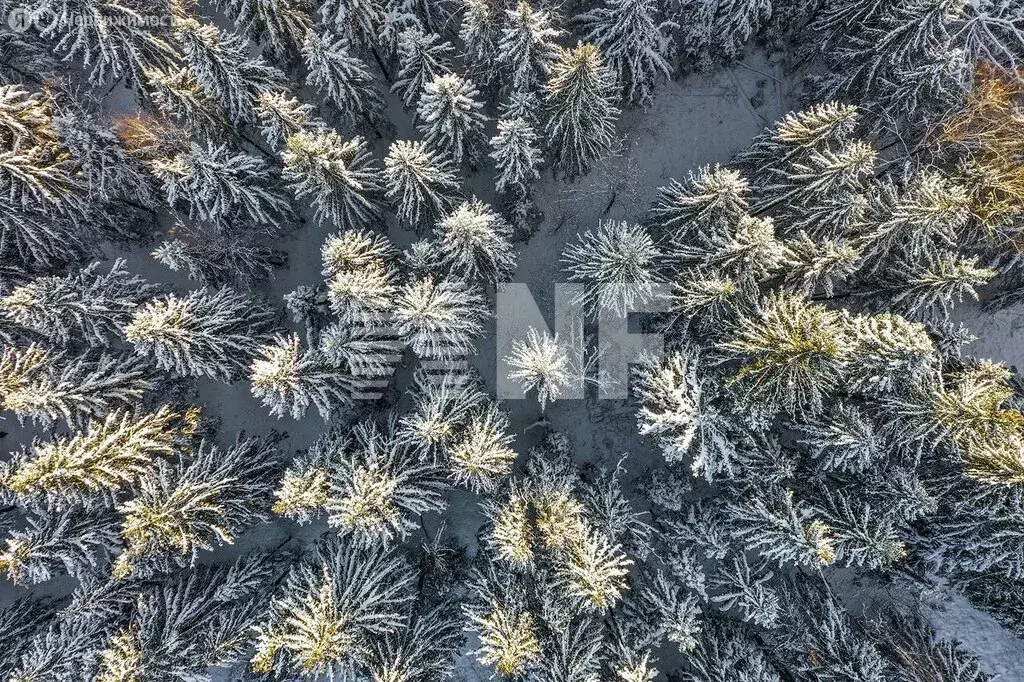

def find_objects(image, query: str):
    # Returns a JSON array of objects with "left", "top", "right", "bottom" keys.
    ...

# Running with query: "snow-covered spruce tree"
[
  {"left": 251, "top": 536, "right": 415, "bottom": 678},
  {"left": 113, "top": 433, "right": 282, "bottom": 578},
  {"left": 404, "top": 238, "right": 448, "bottom": 277},
  {"left": 490, "top": 116, "right": 543, "bottom": 228},
  {"left": 499, "top": 492, "right": 579, "bottom": 572},
  {"left": 0, "top": 260, "right": 158, "bottom": 347},
  {"left": 466, "top": 588, "right": 542, "bottom": 677},
  {"left": 255, "top": 90, "right": 322, "bottom": 149},
  {"left": 321, "top": 228, "right": 401, "bottom": 325},
  {"left": 394, "top": 276, "right": 486, "bottom": 360},
  {"left": 796, "top": 402, "right": 885, "bottom": 474},
  {"left": 272, "top": 442, "right": 334, "bottom": 525},
  {"left": 152, "top": 227, "right": 284, "bottom": 289},
  {"left": 148, "top": 141, "right": 292, "bottom": 228},
  {"left": 752, "top": 148, "right": 875, "bottom": 245},
  {"left": 319, "top": 316, "right": 396, "bottom": 391},
  {"left": 320, "top": 0, "right": 384, "bottom": 49},
  {"left": 216, "top": 0, "right": 312, "bottom": 61},
  {"left": 489, "top": 102, "right": 540, "bottom": 171},
  {"left": 94, "top": 553, "right": 280, "bottom": 681},
  {"left": 0, "top": 82, "right": 56, "bottom": 151},
  {"left": 499, "top": 87, "right": 544, "bottom": 128},
  {"left": 545, "top": 43, "right": 621, "bottom": 180},
  {"left": 3, "top": 611, "right": 112, "bottom": 681},
  {"left": 417, "top": 74, "right": 489, "bottom": 164},
  {"left": 536, "top": 618, "right": 605, "bottom": 682},
  {"left": 884, "top": 251, "right": 995, "bottom": 320},
  {"left": 557, "top": 531, "right": 633, "bottom": 612},
  {"left": 0, "top": 345, "right": 156, "bottom": 426},
  {"left": 1, "top": 608, "right": 110, "bottom": 682},
  {"left": 678, "top": 0, "right": 772, "bottom": 71},
  {"left": 813, "top": 486, "right": 908, "bottom": 569},
  {"left": 770, "top": 133, "right": 870, "bottom": 228},
  {"left": 505, "top": 327, "right": 572, "bottom": 410},
  {"left": 499, "top": 0, "right": 563, "bottom": 93},
  {"left": 942, "top": 67, "right": 1024, "bottom": 257},
  {"left": 51, "top": 95, "right": 160, "bottom": 207},
  {"left": 436, "top": 199, "right": 517, "bottom": 286},
  {"left": 561, "top": 220, "right": 662, "bottom": 318},
  {"left": 0, "top": 503, "right": 121, "bottom": 586},
  {"left": 173, "top": 16, "right": 284, "bottom": 122},
  {"left": 143, "top": 65, "right": 228, "bottom": 138},
  {"left": 859, "top": 172, "right": 968, "bottom": 268},
  {"left": 447, "top": 403, "right": 518, "bottom": 492},
  {"left": 633, "top": 352, "right": 739, "bottom": 480},
  {"left": 0, "top": 205, "right": 87, "bottom": 272},
  {"left": 466, "top": 437, "right": 650, "bottom": 676},
  {"left": 323, "top": 419, "right": 448, "bottom": 544},
  {"left": 12, "top": 618, "right": 104, "bottom": 682},
  {"left": 250, "top": 334, "right": 352, "bottom": 420},
  {"left": 282, "top": 131, "right": 385, "bottom": 229},
  {"left": 113, "top": 110, "right": 191, "bottom": 166},
  {"left": 392, "top": 27, "right": 455, "bottom": 108},
  {"left": 778, "top": 582, "right": 900, "bottom": 680},
  {"left": 318, "top": 317, "right": 402, "bottom": 388},
  {"left": 871, "top": 609, "right": 995, "bottom": 681},
  {"left": 780, "top": 232, "right": 861, "bottom": 297},
  {"left": 123, "top": 287, "right": 278, "bottom": 381},
  {"left": 736, "top": 101, "right": 859, "bottom": 185},
  {"left": 668, "top": 621, "right": 782, "bottom": 682},
  {"left": 0, "top": 600, "right": 54, "bottom": 678},
  {"left": 374, "top": 2, "right": 422, "bottom": 59},
  {"left": 285, "top": 283, "right": 330, "bottom": 346},
  {"left": 302, "top": 31, "right": 387, "bottom": 129},
  {"left": 460, "top": 0, "right": 506, "bottom": 87},
  {"left": 384, "top": 140, "right": 461, "bottom": 227},
  {"left": 483, "top": 485, "right": 539, "bottom": 569},
  {"left": 0, "top": 88, "right": 105, "bottom": 270},
  {"left": 322, "top": 225, "right": 398, "bottom": 278},
  {"left": 720, "top": 290, "right": 851, "bottom": 419},
  {"left": 905, "top": 366, "right": 1024, "bottom": 589},
  {"left": 636, "top": 568, "right": 703, "bottom": 652},
  {"left": 726, "top": 488, "right": 837, "bottom": 571},
  {"left": 361, "top": 600, "right": 466, "bottom": 682},
  {"left": 32, "top": 0, "right": 177, "bottom": 85},
  {"left": 576, "top": 0, "right": 675, "bottom": 106},
  {"left": 709, "top": 554, "right": 781, "bottom": 628},
  {"left": 395, "top": 0, "right": 458, "bottom": 35},
  {"left": 398, "top": 368, "right": 485, "bottom": 456},
  {"left": 807, "top": 0, "right": 971, "bottom": 130},
  {"left": 2, "top": 406, "right": 193, "bottom": 509},
  {"left": 0, "top": 90, "right": 86, "bottom": 220}
]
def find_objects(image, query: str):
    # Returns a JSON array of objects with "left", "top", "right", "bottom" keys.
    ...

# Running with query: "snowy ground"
[{"left": 4, "top": 48, "right": 1024, "bottom": 678}]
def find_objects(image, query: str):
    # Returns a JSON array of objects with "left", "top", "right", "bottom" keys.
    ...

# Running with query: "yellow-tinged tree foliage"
[
  {"left": 4, "top": 406, "right": 198, "bottom": 507},
  {"left": 942, "top": 64, "right": 1024, "bottom": 235}
]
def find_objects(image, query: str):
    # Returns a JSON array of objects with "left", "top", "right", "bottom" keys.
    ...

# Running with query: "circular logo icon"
[
  {"left": 7, "top": 6, "right": 31, "bottom": 33},
  {"left": 5, "top": 6, "right": 54, "bottom": 33}
]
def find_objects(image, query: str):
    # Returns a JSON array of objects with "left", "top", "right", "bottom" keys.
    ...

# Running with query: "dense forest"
[{"left": 1, "top": 0, "right": 1024, "bottom": 680}]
